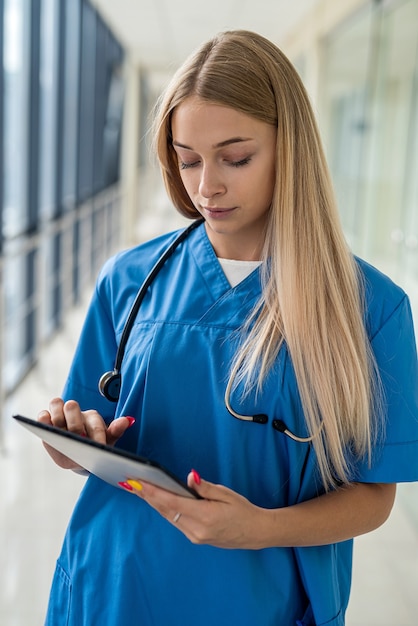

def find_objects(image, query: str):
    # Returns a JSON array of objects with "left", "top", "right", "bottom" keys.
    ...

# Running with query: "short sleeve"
[{"left": 355, "top": 295, "right": 418, "bottom": 483}]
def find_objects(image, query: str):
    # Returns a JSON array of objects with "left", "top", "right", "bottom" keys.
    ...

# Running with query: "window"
[
  {"left": 321, "top": 0, "right": 418, "bottom": 303},
  {"left": 2, "top": 0, "right": 31, "bottom": 238},
  {"left": 0, "top": 0, "right": 4, "bottom": 248},
  {"left": 362, "top": 0, "right": 418, "bottom": 285},
  {"left": 38, "top": 0, "right": 60, "bottom": 221},
  {"left": 77, "top": 0, "right": 96, "bottom": 203},
  {"left": 1, "top": 0, "right": 124, "bottom": 392},
  {"left": 321, "top": 3, "right": 374, "bottom": 250},
  {"left": 60, "top": 0, "right": 81, "bottom": 213}
]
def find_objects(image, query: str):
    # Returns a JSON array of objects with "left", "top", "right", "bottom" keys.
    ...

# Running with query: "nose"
[{"left": 199, "top": 164, "right": 226, "bottom": 199}]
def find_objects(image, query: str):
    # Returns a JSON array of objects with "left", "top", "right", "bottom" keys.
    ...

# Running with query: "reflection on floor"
[{"left": 1, "top": 265, "right": 418, "bottom": 626}]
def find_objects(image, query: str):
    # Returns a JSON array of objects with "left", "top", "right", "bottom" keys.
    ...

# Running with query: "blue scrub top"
[{"left": 45, "top": 223, "right": 418, "bottom": 626}]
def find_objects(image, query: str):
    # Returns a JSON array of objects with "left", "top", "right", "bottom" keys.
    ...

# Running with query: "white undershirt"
[{"left": 218, "top": 258, "right": 262, "bottom": 288}]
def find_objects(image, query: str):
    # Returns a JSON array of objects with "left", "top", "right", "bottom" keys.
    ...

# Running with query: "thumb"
[
  {"left": 187, "top": 470, "right": 229, "bottom": 502},
  {"left": 106, "top": 416, "right": 135, "bottom": 446}
]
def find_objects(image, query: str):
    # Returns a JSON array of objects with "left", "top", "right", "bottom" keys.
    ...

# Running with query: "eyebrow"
[{"left": 172, "top": 137, "right": 253, "bottom": 150}]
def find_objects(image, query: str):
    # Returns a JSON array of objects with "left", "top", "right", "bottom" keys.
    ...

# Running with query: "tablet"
[{"left": 13, "top": 414, "right": 198, "bottom": 499}]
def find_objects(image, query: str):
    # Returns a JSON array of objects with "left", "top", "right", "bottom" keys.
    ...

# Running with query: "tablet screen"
[{"left": 13, "top": 414, "right": 198, "bottom": 499}]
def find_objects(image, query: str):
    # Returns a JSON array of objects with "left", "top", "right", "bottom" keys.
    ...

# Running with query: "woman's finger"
[
  {"left": 47, "top": 397, "right": 67, "bottom": 428},
  {"left": 61, "top": 400, "right": 90, "bottom": 436}
]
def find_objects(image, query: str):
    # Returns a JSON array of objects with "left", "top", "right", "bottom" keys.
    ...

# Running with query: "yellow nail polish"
[{"left": 127, "top": 479, "right": 143, "bottom": 491}]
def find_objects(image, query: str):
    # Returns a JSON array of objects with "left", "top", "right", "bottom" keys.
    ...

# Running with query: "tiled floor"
[{"left": 1, "top": 207, "right": 417, "bottom": 624}]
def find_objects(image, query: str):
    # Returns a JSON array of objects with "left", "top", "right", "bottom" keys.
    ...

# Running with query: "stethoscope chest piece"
[{"left": 99, "top": 370, "right": 121, "bottom": 402}]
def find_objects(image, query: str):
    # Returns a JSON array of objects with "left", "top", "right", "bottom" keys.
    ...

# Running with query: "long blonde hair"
[{"left": 152, "top": 30, "right": 380, "bottom": 489}]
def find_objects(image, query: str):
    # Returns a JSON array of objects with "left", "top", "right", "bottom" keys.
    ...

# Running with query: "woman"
[{"left": 38, "top": 30, "right": 418, "bottom": 625}]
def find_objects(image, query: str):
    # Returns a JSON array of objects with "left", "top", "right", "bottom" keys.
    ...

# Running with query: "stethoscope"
[{"left": 98, "top": 219, "right": 319, "bottom": 443}]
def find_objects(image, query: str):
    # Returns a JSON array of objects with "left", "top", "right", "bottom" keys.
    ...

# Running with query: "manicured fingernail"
[
  {"left": 191, "top": 469, "right": 201, "bottom": 485},
  {"left": 126, "top": 417, "right": 136, "bottom": 427},
  {"left": 118, "top": 481, "right": 133, "bottom": 491},
  {"left": 127, "top": 479, "right": 143, "bottom": 491}
]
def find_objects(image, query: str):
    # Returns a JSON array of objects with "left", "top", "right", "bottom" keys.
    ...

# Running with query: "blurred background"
[{"left": 0, "top": 0, "right": 417, "bottom": 624}]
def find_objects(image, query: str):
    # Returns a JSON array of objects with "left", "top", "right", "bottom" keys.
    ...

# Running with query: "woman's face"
[{"left": 171, "top": 96, "right": 276, "bottom": 260}]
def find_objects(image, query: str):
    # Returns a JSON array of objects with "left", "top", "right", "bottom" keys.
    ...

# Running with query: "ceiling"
[{"left": 90, "top": 0, "right": 320, "bottom": 70}]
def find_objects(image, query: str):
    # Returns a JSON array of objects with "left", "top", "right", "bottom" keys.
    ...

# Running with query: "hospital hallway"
[
  {"left": 1, "top": 0, "right": 418, "bottom": 623},
  {"left": 1, "top": 204, "right": 418, "bottom": 626}
]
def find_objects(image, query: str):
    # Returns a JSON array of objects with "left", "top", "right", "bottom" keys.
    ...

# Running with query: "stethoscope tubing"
[
  {"left": 113, "top": 219, "right": 204, "bottom": 373},
  {"left": 100, "top": 217, "right": 320, "bottom": 442}
]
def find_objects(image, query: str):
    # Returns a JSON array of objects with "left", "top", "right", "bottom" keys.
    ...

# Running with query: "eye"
[
  {"left": 229, "top": 157, "right": 252, "bottom": 168},
  {"left": 179, "top": 160, "right": 200, "bottom": 170}
]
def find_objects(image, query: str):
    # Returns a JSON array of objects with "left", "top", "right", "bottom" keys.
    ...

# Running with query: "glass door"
[
  {"left": 399, "top": 35, "right": 418, "bottom": 319},
  {"left": 320, "top": 3, "right": 374, "bottom": 251},
  {"left": 361, "top": 0, "right": 418, "bottom": 288}
]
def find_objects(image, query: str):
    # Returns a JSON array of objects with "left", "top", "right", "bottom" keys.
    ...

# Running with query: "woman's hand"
[
  {"left": 123, "top": 472, "right": 396, "bottom": 550},
  {"left": 37, "top": 397, "right": 134, "bottom": 471},
  {"left": 125, "top": 471, "right": 271, "bottom": 550}
]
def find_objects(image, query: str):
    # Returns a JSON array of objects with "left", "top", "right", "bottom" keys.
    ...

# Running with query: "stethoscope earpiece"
[
  {"left": 252, "top": 413, "right": 268, "bottom": 424},
  {"left": 272, "top": 418, "right": 322, "bottom": 443},
  {"left": 99, "top": 370, "right": 122, "bottom": 403}
]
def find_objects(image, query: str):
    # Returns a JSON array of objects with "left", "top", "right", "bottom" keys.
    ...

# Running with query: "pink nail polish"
[
  {"left": 126, "top": 417, "right": 136, "bottom": 427},
  {"left": 191, "top": 469, "right": 201, "bottom": 485},
  {"left": 118, "top": 481, "right": 133, "bottom": 491}
]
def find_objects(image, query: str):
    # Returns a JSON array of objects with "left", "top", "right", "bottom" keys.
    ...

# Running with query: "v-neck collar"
[
  {"left": 190, "top": 223, "right": 261, "bottom": 292},
  {"left": 186, "top": 224, "right": 262, "bottom": 326}
]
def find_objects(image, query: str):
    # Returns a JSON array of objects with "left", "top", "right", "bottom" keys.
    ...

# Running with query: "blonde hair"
[{"left": 152, "top": 30, "right": 380, "bottom": 489}]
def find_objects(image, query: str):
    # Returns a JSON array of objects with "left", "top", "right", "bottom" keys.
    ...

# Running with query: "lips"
[{"left": 201, "top": 206, "right": 236, "bottom": 215}]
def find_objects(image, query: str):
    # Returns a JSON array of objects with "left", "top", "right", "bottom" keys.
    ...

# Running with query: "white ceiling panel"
[{"left": 90, "top": 0, "right": 320, "bottom": 69}]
